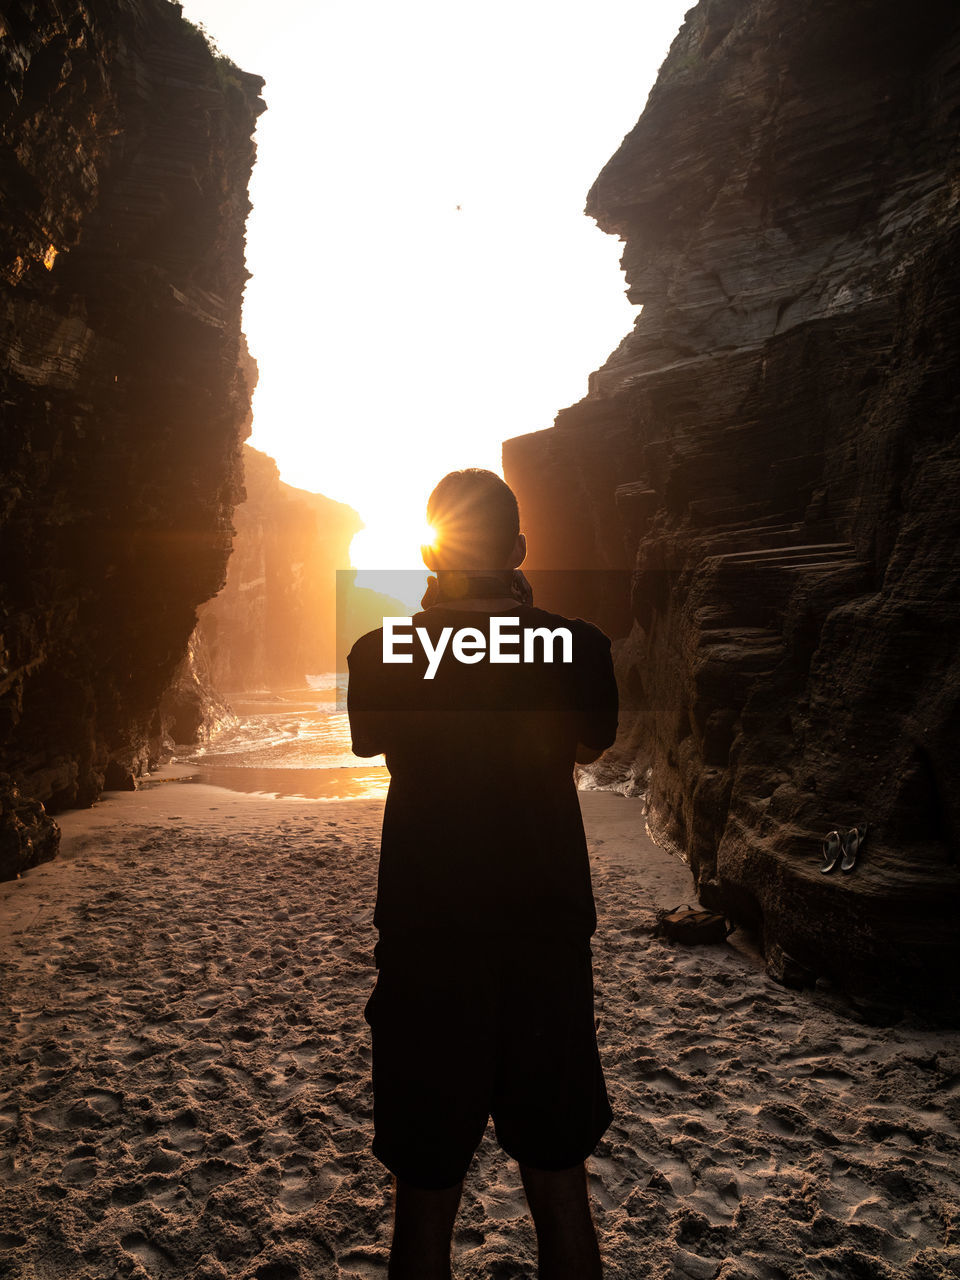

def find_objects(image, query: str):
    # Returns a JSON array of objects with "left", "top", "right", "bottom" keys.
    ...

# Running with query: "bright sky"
[{"left": 178, "top": 0, "right": 691, "bottom": 575}]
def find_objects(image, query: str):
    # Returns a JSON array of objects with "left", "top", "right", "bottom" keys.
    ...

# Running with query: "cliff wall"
[
  {"left": 190, "top": 444, "right": 361, "bottom": 697},
  {"left": 503, "top": 0, "right": 960, "bottom": 1015},
  {"left": 0, "top": 0, "right": 264, "bottom": 877}
]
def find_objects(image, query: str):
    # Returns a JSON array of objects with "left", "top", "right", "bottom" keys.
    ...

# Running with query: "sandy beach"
[{"left": 1, "top": 781, "right": 959, "bottom": 1280}]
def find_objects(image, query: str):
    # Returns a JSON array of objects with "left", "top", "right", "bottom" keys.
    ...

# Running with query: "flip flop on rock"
[
  {"left": 841, "top": 824, "right": 867, "bottom": 873},
  {"left": 820, "top": 829, "right": 842, "bottom": 874}
]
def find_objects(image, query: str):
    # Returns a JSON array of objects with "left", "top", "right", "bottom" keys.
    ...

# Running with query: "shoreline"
[{"left": 2, "top": 781, "right": 959, "bottom": 1279}]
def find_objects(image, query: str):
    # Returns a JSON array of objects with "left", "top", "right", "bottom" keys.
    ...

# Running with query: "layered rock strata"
[
  {"left": 503, "top": 0, "right": 960, "bottom": 1014},
  {"left": 0, "top": 0, "right": 264, "bottom": 874}
]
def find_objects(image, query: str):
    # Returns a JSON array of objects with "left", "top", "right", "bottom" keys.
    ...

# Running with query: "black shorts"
[{"left": 363, "top": 930, "right": 612, "bottom": 1190}]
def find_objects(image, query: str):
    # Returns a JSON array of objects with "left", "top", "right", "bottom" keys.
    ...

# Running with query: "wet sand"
[{"left": 1, "top": 782, "right": 959, "bottom": 1279}]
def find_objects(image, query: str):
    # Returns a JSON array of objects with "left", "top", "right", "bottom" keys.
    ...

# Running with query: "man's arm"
[
  {"left": 573, "top": 622, "right": 619, "bottom": 763},
  {"left": 349, "top": 715, "right": 385, "bottom": 758},
  {"left": 347, "top": 630, "right": 389, "bottom": 757}
]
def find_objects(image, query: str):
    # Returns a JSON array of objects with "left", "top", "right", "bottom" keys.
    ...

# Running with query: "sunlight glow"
[
  {"left": 176, "top": 0, "right": 691, "bottom": 539},
  {"left": 350, "top": 521, "right": 436, "bottom": 572},
  {"left": 350, "top": 518, "right": 434, "bottom": 614}
]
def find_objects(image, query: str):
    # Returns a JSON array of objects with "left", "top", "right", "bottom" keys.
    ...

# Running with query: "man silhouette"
[{"left": 347, "top": 469, "right": 619, "bottom": 1279}]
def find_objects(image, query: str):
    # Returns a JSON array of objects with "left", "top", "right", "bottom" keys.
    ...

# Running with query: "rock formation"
[
  {"left": 0, "top": 0, "right": 264, "bottom": 876},
  {"left": 155, "top": 625, "right": 237, "bottom": 754},
  {"left": 190, "top": 444, "right": 361, "bottom": 697},
  {"left": 503, "top": 0, "right": 960, "bottom": 1015}
]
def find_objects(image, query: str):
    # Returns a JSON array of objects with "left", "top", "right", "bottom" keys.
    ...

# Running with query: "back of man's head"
[{"left": 426, "top": 469, "right": 521, "bottom": 568}]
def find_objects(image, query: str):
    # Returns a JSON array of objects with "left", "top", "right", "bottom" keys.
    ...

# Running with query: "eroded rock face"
[
  {"left": 0, "top": 772, "right": 60, "bottom": 882},
  {"left": 504, "top": 0, "right": 960, "bottom": 1014},
  {"left": 193, "top": 445, "right": 362, "bottom": 695},
  {"left": 156, "top": 625, "right": 237, "bottom": 755},
  {"left": 0, "top": 0, "right": 264, "bottom": 869}
]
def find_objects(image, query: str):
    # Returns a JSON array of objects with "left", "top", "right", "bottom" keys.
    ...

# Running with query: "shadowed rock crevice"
[{"left": 504, "top": 0, "right": 960, "bottom": 1015}]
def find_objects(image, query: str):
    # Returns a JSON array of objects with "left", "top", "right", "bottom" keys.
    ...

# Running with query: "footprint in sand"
[
  {"left": 755, "top": 1102, "right": 807, "bottom": 1135},
  {"left": 805, "top": 1065, "right": 856, "bottom": 1085},
  {"left": 189, "top": 1157, "right": 245, "bottom": 1194},
  {"left": 279, "top": 1153, "right": 323, "bottom": 1211},
  {"left": 228, "top": 1023, "right": 263, "bottom": 1043},
  {"left": 121, "top": 1231, "right": 176, "bottom": 1272},
  {"left": 677, "top": 1046, "right": 714, "bottom": 1074},
  {"left": 189, "top": 1041, "right": 224, "bottom": 1066},
  {"left": 253, "top": 1262, "right": 302, "bottom": 1280},
  {"left": 102, "top": 1032, "right": 144, "bottom": 1059},
  {"left": 142, "top": 1144, "right": 181, "bottom": 1174},
  {"left": 338, "top": 1249, "right": 389, "bottom": 1278},
  {"left": 696, "top": 1164, "right": 743, "bottom": 1221},
  {"left": 286, "top": 1040, "right": 321, "bottom": 1069},
  {"left": 61, "top": 1156, "right": 97, "bottom": 1184},
  {"left": 83, "top": 1087, "right": 122, "bottom": 1115},
  {"left": 63, "top": 1091, "right": 120, "bottom": 1127},
  {"left": 659, "top": 1155, "right": 698, "bottom": 1196},
  {"left": 37, "top": 1045, "right": 72, "bottom": 1068},
  {"left": 193, "top": 1068, "right": 227, "bottom": 1097},
  {"left": 480, "top": 1182, "right": 528, "bottom": 1221},
  {"left": 587, "top": 1166, "right": 617, "bottom": 1211},
  {"left": 164, "top": 1108, "right": 206, "bottom": 1153},
  {"left": 154, "top": 967, "right": 184, "bottom": 989},
  {"left": 110, "top": 1181, "right": 145, "bottom": 1205},
  {"left": 145, "top": 1174, "right": 190, "bottom": 1208},
  {"left": 634, "top": 1062, "right": 693, "bottom": 1094}
]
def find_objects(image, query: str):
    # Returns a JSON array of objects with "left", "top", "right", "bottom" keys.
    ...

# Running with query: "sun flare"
[
  {"left": 350, "top": 517, "right": 436, "bottom": 614},
  {"left": 350, "top": 520, "right": 436, "bottom": 571}
]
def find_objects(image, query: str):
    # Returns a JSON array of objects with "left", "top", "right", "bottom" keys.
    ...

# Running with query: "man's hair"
[{"left": 426, "top": 469, "right": 520, "bottom": 565}]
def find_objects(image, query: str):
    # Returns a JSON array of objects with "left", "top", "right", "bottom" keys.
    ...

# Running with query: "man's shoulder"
[
  {"left": 347, "top": 626, "right": 384, "bottom": 666},
  {"left": 520, "top": 606, "right": 611, "bottom": 647}
]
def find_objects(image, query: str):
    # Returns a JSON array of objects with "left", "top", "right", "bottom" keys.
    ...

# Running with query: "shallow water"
[{"left": 171, "top": 676, "right": 390, "bottom": 801}]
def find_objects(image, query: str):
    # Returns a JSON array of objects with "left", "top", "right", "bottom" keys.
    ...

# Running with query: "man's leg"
[
  {"left": 519, "top": 1161, "right": 602, "bottom": 1280},
  {"left": 388, "top": 1176, "right": 464, "bottom": 1280}
]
